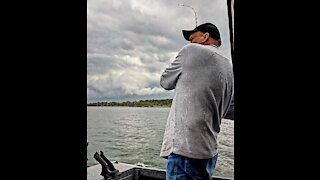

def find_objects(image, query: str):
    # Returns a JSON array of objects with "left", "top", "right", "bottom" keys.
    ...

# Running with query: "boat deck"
[{"left": 87, "top": 162, "right": 233, "bottom": 180}]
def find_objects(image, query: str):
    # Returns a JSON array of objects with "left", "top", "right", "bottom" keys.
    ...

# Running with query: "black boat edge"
[{"left": 87, "top": 161, "right": 234, "bottom": 180}]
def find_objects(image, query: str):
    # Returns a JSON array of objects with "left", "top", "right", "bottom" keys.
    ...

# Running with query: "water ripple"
[{"left": 87, "top": 107, "right": 233, "bottom": 178}]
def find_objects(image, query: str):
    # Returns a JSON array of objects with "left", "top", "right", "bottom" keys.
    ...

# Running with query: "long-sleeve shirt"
[{"left": 160, "top": 43, "right": 234, "bottom": 159}]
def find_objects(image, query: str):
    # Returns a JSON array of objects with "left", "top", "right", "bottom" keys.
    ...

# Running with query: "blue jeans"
[{"left": 166, "top": 153, "right": 218, "bottom": 180}]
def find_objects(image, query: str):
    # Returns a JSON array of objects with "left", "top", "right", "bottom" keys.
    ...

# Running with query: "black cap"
[{"left": 182, "top": 22, "right": 221, "bottom": 46}]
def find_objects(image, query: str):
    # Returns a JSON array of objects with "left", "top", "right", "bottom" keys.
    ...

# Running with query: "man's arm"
[{"left": 160, "top": 51, "right": 184, "bottom": 90}]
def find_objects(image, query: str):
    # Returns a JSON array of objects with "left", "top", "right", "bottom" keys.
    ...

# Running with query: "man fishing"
[{"left": 159, "top": 22, "right": 234, "bottom": 180}]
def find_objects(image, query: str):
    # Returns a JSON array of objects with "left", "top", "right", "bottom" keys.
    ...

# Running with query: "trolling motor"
[{"left": 93, "top": 151, "right": 120, "bottom": 179}]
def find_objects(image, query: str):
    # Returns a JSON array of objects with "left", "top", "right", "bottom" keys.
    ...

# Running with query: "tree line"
[
  {"left": 87, "top": 98, "right": 234, "bottom": 120},
  {"left": 87, "top": 99, "right": 172, "bottom": 107}
]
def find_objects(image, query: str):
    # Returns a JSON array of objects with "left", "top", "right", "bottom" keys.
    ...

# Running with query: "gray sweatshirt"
[{"left": 160, "top": 43, "right": 234, "bottom": 159}]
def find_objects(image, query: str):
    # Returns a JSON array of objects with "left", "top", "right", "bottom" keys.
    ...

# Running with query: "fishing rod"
[{"left": 178, "top": 4, "right": 198, "bottom": 27}]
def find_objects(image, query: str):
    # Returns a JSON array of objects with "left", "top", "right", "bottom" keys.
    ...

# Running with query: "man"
[{"left": 159, "top": 22, "right": 234, "bottom": 180}]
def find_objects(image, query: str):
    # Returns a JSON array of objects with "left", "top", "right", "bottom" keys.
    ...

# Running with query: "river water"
[{"left": 87, "top": 106, "right": 234, "bottom": 178}]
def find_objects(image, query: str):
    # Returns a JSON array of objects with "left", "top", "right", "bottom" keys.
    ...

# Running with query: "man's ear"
[{"left": 201, "top": 33, "right": 210, "bottom": 43}]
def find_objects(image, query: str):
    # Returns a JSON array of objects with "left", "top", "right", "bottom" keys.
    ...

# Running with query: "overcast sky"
[{"left": 87, "top": 0, "right": 231, "bottom": 103}]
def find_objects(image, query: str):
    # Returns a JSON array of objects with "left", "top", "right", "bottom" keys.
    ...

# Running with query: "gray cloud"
[{"left": 87, "top": 0, "right": 232, "bottom": 103}]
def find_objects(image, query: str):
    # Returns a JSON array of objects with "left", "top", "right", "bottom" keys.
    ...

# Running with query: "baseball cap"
[{"left": 182, "top": 22, "right": 221, "bottom": 46}]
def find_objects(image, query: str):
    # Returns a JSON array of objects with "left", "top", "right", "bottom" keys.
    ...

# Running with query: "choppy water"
[{"left": 87, "top": 106, "right": 234, "bottom": 178}]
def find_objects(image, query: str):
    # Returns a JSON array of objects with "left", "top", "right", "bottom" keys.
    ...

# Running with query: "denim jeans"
[{"left": 166, "top": 153, "right": 218, "bottom": 180}]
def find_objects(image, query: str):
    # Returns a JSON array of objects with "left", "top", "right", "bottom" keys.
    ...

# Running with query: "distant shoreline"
[
  {"left": 87, "top": 98, "right": 233, "bottom": 120},
  {"left": 87, "top": 105, "right": 171, "bottom": 108},
  {"left": 87, "top": 99, "right": 172, "bottom": 108}
]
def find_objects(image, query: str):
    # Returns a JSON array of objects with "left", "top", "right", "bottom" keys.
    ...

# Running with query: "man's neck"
[{"left": 203, "top": 38, "right": 219, "bottom": 47}]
